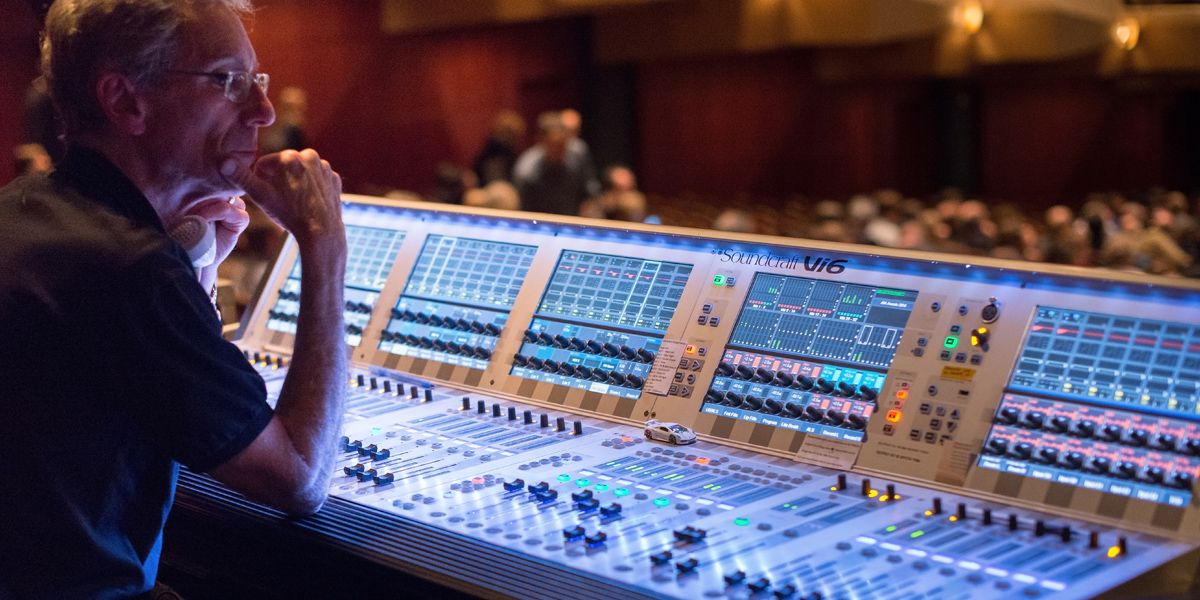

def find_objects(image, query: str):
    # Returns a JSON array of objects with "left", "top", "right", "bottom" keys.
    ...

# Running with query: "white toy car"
[{"left": 644, "top": 420, "right": 697, "bottom": 445}]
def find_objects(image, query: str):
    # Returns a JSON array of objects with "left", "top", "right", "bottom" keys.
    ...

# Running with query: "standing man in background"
[{"left": 0, "top": 1, "right": 349, "bottom": 596}]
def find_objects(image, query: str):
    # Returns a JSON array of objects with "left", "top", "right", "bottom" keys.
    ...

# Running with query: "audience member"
[
  {"left": 513, "top": 111, "right": 598, "bottom": 215},
  {"left": 472, "top": 109, "right": 525, "bottom": 185}
]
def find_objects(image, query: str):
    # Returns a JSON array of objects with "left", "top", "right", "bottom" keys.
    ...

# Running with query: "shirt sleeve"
[{"left": 103, "top": 256, "right": 273, "bottom": 473}]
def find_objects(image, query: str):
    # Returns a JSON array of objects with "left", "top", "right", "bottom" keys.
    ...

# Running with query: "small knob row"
[{"left": 523, "top": 331, "right": 656, "bottom": 363}]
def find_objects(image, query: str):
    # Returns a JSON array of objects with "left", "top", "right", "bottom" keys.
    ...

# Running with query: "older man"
[{"left": 0, "top": 1, "right": 348, "bottom": 597}]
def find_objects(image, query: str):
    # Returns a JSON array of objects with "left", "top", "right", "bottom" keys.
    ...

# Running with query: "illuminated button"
[
  {"left": 685, "top": 344, "right": 697, "bottom": 354},
  {"left": 576, "top": 478, "right": 591, "bottom": 487},
  {"left": 594, "top": 483, "right": 610, "bottom": 492},
  {"left": 712, "top": 275, "right": 726, "bottom": 286},
  {"left": 734, "top": 517, "right": 751, "bottom": 526},
  {"left": 896, "top": 389, "right": 909, "bottom": 400},
  {"left": 886, "top": 409, "right": 902, "bottom": 423},
  {"left": 653, "top": 497, "right": 671, "bottom": 508},
  {"left": 943, "top": 336, "right": 959, "bottom": 349},
  {"left": 613, "top": 488, "right": 631, "bottom": 497},
  {"left": 557, "top": 474, "right": 571, "bottom": 482}
]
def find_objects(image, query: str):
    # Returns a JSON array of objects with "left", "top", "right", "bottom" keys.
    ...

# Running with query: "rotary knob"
[
  {"left": 996, "top": 407, "right": 1020, "bottom": 425},
  {"left": 1047, "top": 415, "right": 1071, "bottom": 434},
  {"left": 1072, "top": 420, "right": 1097, "bottom": 439}
]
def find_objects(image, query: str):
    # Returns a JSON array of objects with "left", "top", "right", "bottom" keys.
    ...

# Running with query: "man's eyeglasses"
[{"left": 166, "top": 70, "right": 270, "bottom": 103}]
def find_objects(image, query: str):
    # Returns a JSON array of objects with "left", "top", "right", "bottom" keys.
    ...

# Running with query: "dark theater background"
[{"left": 4, "top": 1, "right": 1199, "bottom": 206}]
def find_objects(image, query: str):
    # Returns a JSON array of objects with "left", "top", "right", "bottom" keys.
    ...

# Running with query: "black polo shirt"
[{"left": 0, "top": 147, "right": 272, "bottom": 599}]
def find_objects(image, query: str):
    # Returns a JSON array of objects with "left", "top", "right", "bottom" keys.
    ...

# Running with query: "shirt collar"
[{"left": 50, "top": 145, "right": 166, "bottom": 234}]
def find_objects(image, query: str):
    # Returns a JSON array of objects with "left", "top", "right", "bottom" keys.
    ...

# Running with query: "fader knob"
[
  {"left": 1185, "top": 439, "right": 1200, "bottom": 456},
  {"left": 755, "top": 368, "right": 775, "bottom": 383},
  {"left": 836, "top": 382, "right": 856, "bottom": 397},
  {"left": 735, "top": 365, "right": 755, "bottom": 380},
  {"left": 716, "top": 362, "right": 735, "bottom": 377},
  {"left": 858, "top": 385, "right": 878, "bottom": 401},
  {"left": 603, "top": 342, "right": 621, "bottom": 357},
  {"left": 626, "top": 374, "right": 644, "bottom": 389},
  {"left": 764, "top": 399, "right": 784, "bottom": 415},
  {"left": 619, "top": 346, "right": 638, "bottom": 360},
  {"left": 1086, "top": 457, "right": 1111, "bottom": 474},
  {"left": 637, "top": 348, "right": 655, "bottom": 363},
  {"left": 723, "top": 392, "right": 745, "bottom": 407},
  {"left": 816, "top": 378, "right": 835, "bottom": 393},
  {"left": 1036, "top": 447, "right": 1058, "bottom": 465},
  {"left": 723, "top": 570, "right": 747, "bottom": 586},
  {"left": 705, "top": 390, "right": 724, "bottom": 404},
  {"left": 785, "top": 402, "right": 804, "bottom": 418},
  {"left": 795, "top": 376, "right": 815, "bottom": 390},
  {"left": 773, "top": 372, "right": 794, "bottom": 387},
  {"left": 845, "top": 414, "right": 867, "bottom": 430},
  {"left": 742, "top": 396, "right": 764, "bottom": 411}
]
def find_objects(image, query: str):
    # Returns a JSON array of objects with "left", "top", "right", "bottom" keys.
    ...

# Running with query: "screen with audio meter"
[
  {"left": 378, "top": 235, "right": 538, "bottom": 370},
  {"left": 267, "top": 225, "right": 406, "bottom": 346},
  {"left": 702, "top": 273, "right": 918, "bottom": 442},
  {"left": 510, "top": 250, "right": 693, "bottom": 399},
  {"left": 978, "top": 306, "right": 1200, "bottom": 507}
]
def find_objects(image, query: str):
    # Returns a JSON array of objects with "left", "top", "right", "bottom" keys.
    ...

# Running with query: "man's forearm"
[{"left": 273, "top": 245, "right": 348, "bottom": 498}]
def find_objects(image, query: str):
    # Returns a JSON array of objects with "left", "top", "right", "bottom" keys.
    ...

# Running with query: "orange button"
[
  {"left": 886, "top": 409, "right": 903, "bottom": 423},
  {"left": 896, "top": 389, "right": 909, "bottom": 400},
  {"left": 685, "top": 344, "right": 697, "bottom": 355},
  {"left": 695, "top": 457, "right": 711, "bottom": 465}
]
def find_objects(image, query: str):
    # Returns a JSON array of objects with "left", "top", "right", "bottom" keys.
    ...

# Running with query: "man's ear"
[{"left": 95, "top": 71, "right": 148, "bottom": 135}]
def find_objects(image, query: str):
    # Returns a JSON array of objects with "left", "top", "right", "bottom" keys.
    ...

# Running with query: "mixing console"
[{"left": 170, "top": 197, "right": 1200, "bottom": 599}]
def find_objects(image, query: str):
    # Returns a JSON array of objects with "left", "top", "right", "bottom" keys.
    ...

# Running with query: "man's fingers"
[{"left": 186, "top": 198, "right": 251, "bottom": 232}]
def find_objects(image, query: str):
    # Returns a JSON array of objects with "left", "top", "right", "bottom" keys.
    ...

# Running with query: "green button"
[
  {"left": 734, "top": 517, "right": 750, "bottom": 526},
  {"left": 943, "top": 336, "right": 959, "bottom": 349},
  {"left": 712, "top": 275, "right": 726, "bottom": 286},
  {"left": 371, "top": 427, "right": 382, "bottom": 435},
  {"left": 556, "top": 474, "right": 571, "bottom": 482},
  {"left": 594, "top": 483, "right": 610, "bottom": 492},
  {"left": 575, "top": 478, "right": 591, "bottom": 487},
  {"left": 653, "top": 497, "right": 670, "bottom": 507},
  {"left": 613, "top": 487, "right": 630, "bottom": 497},
  {"left": 910, "top": 529, "right": 926, "bottom": 539},
  {"left": 885, "top": 525, "right": 897, "bottom": 533}
]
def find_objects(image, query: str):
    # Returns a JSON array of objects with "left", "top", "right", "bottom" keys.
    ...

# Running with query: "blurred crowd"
[
  {"left": 13, "top": 92, "right": 1200, "bottom": 292},
  {"left": 691, "top": 189, "right": 1199, "bottom": 279}
]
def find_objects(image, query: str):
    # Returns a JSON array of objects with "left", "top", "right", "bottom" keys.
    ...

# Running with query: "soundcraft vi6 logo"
[{"left": 714, "top": 248, "right": 848, "bottom": 274}]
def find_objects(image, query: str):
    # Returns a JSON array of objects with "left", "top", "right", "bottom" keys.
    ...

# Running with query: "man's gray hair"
[{"left": 41, "top": 0, "right": 253, "bottom": 136}]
